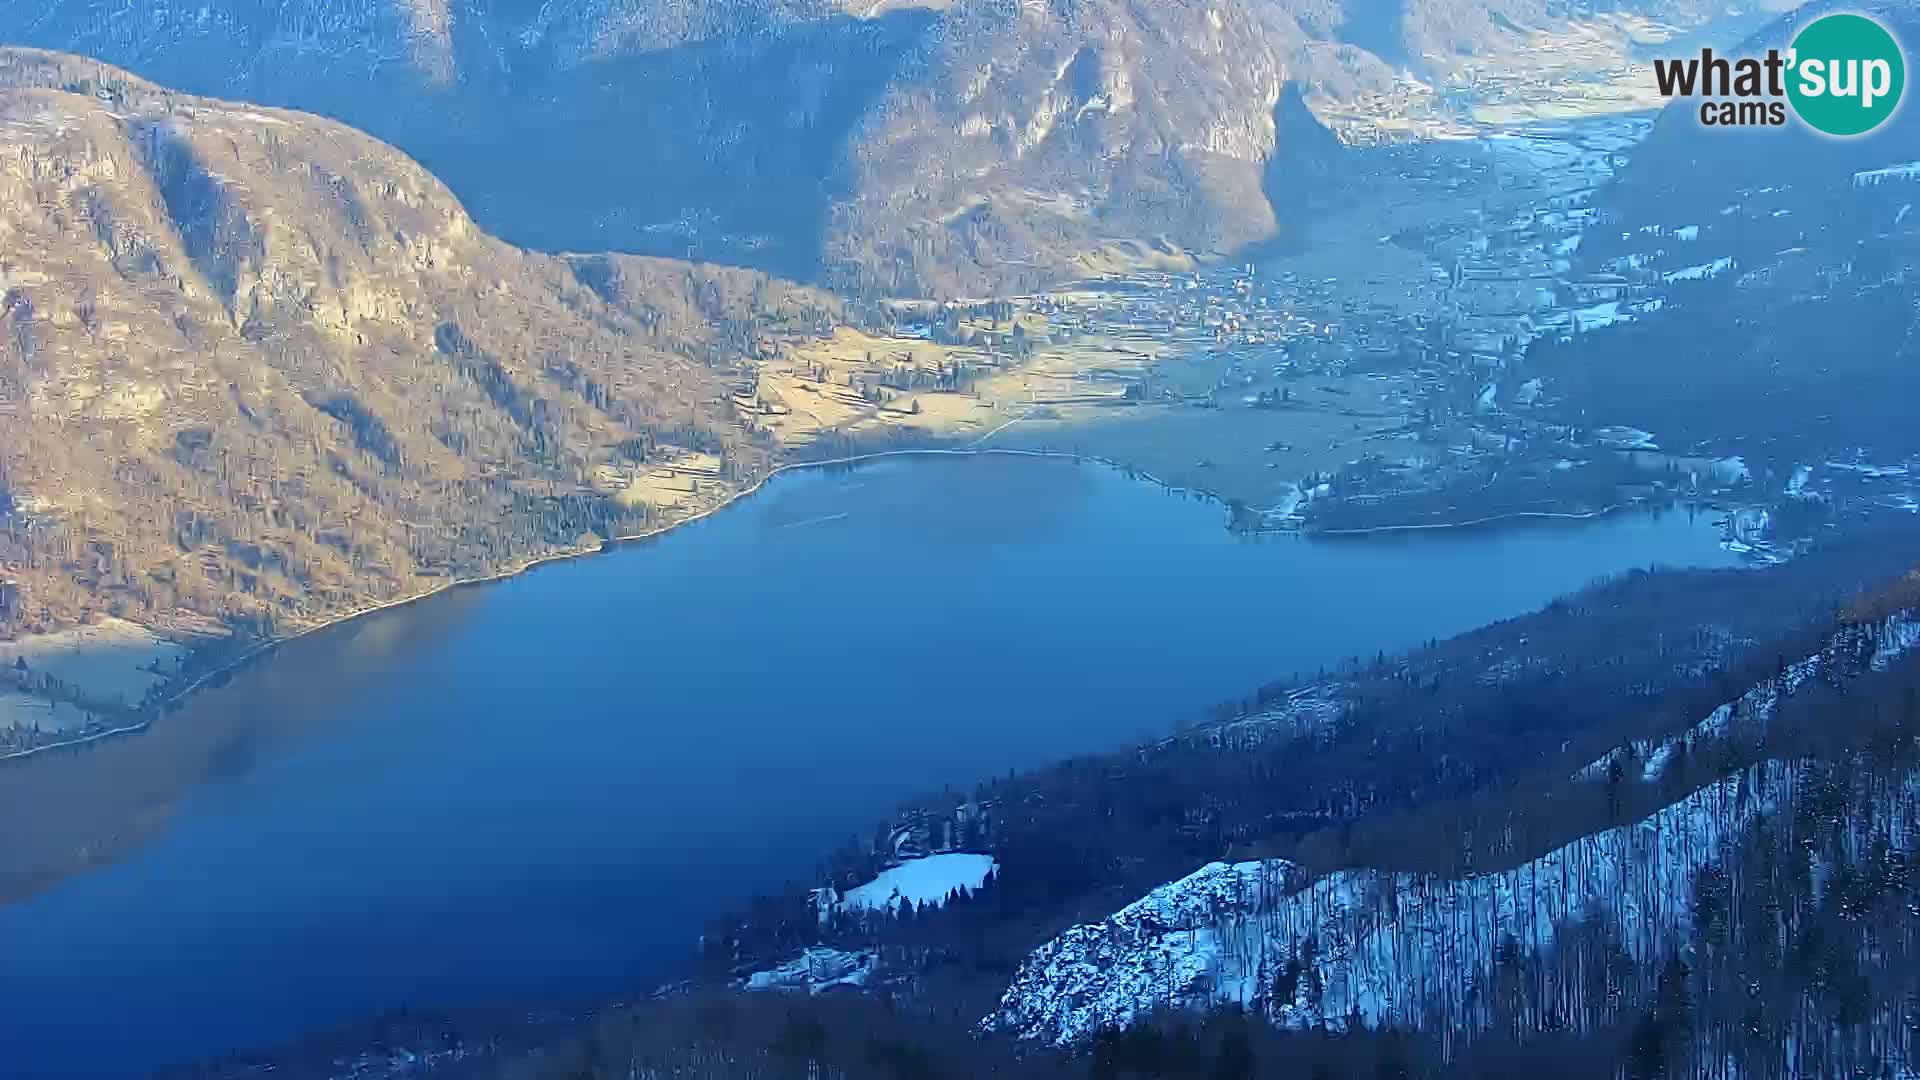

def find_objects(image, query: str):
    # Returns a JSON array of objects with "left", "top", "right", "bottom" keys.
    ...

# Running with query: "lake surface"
[{"left": 0, "top": 454, "right": 1743, "bottom": 1076}]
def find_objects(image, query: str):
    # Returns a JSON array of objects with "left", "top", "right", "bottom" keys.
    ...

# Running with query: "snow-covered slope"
[
  {"left": 1574, "top": 611, "right": 1920, "bottom": 785},
  {"left": 1191, "top": 680, "right": 1351, "bottom": 751},
  {"left": 986, "top": 613, "right": 1920, "bottom": 1048},
  {"left": 832, "top": 852, "right": 997, "bottom": 916},
  {"left": 986, "top": 760, "right": 1800, "bottom": 1045},
  {"left": 808, "top": 851, "right": 998, "bottom": 928}
]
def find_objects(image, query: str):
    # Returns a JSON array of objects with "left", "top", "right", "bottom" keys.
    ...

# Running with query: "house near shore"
[
  {"left": 1566, "top": 274, "right": 1633, "bottom": 305},
  {"left": 887, "top": 820, "right": 930, "bottom": 861}
]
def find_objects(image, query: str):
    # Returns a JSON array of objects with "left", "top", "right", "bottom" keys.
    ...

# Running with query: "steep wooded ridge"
[
  {"left": 205, "top": 555, "right": 1920, "bottom": 1079},
  {"left": 1604, "top": 0, "right": 1920, "bottom": 223},
  {"left": 0, "top": 50, "right": 837, "bottom": 645},
  {"left": 1548, "top": 0, "right": 1920, "bottom": 468},
  {"left": 6, "top": 0, "right": 1751, "bottom": 297},
  {"left": 711, "top": 553, "right": 1920, "bottom": 1079}
]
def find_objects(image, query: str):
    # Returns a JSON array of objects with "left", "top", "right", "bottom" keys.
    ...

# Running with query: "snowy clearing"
[
  {"left": 1854, "top": 161, "right": 1920, "bottom": 188},
  {"left": 838, "top": 853, "right": 997, "bottom": 915}
]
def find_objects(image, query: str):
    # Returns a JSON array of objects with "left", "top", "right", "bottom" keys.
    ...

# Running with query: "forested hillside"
[
  {"left": 1543, "top": 0, "right": 1920, "bottom": 474},
  {"left": 14, "top": 2, "right": 1920, "bottom": 1077},
  {"left": 645, "top": 541, "right": 1920, "bottom": 1078},
  {"left": 217, "top": 553, "right": 1920, "bottom": 1080},
  {"left": 705, "top": 526, "right": 1920, "bottom": 960},
  {"left": 0, "top": 50, "right": 837, "bottom": 646}
]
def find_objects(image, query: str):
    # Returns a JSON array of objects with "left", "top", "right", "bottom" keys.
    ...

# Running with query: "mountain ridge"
[
  {"left": 5, "top": 0, "right": 1780, "bottom": 297},
  {"left": 0, "top": 48, "right": 837, "bottom": 654}
]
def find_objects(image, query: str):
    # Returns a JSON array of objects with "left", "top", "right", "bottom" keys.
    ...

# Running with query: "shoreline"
[
  {"left": 0, "top": 447, "right": 1717, "bottom": 764},
  {"left": 1307, "top": 493, "right": 1745, "bottom": 539},
  {"left": 1309, "top": 504, "right": 1631, "bottom": 537},
  {"left": 0, "top": 445, "right": 1193, "bottom": 764}
]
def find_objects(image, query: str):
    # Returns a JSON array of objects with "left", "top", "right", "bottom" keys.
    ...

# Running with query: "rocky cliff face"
[
  {"left": 7, "top": 0, "right": 1742, "bottom": 298},
  {"left": 5, "top": 0, "right": 1306, "bottom": 295},
  {"left": 825, "top": 0, "right": 1296, "bottom": 296},
  {"left": 0, "top": 50, "right": 836, "bottom": 640}
]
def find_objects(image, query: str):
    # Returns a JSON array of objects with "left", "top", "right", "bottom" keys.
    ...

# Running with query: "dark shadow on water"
[
  {"left": 0, "top": 455, "right": 1746, "bottom": 1078},
  {"left": 0, "top": 588, "right": 480, "bottom": 907}
]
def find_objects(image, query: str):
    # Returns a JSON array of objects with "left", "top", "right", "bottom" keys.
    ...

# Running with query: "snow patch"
[
  {"left": 1664, "top": 256, "right": 1734, "bottom": 283},
  {"left": 1573, "top": 300, "right": 1630, "bottom": 330},
  {"left": 1872, "top": 615, "right": 1920, "bottom": 673},
  {"left": 1593, "top": 426, "right": 1659, "bottom": 450},
  {"left": 837, "top": 853, "right": 997, "bottom": 916},
  {"left": 1854, "top": 161, "right": 1920, "bottom": 188},
  {"left": 1826, "top": 460, "right": 1911, "bottom": 479},
  {"left": 1203, "top": 681, "right": 1350, "bottom": 749}
]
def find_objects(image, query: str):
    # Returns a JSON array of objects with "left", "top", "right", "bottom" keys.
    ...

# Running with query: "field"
[{"left": 0, "top": 618, "right": 186, "bottom": 706}]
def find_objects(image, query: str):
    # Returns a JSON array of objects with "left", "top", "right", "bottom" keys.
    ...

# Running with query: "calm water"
[{"left": 0, "top": 455, "right": 1742, "bottom": 1075}]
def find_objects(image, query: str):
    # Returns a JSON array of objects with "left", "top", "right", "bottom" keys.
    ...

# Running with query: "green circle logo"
[{"left": 1787, "top": 13, "right": 1906, "bottom": 137}]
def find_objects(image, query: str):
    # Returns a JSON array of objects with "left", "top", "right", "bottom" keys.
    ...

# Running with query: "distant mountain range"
[{"left": 4, "top": 0, "right": 1791, "bottom": 296}]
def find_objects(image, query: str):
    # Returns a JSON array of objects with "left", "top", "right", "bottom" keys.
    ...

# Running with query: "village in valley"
[
  {"left": 720, "top": 110, "right": 1813, "bottom": 542},
  {"left": 702, "top": 5, "right": 1919, "bottom": 553}
]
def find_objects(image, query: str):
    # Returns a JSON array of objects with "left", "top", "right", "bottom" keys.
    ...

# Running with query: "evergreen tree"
[{"left": 1211, "top": 1018, "right": 1255, "bottom": 1080}]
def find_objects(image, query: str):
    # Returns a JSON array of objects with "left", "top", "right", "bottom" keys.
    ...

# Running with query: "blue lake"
[{"left": 0, "top": 454, "right": 1744, "bottom": 1076}]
